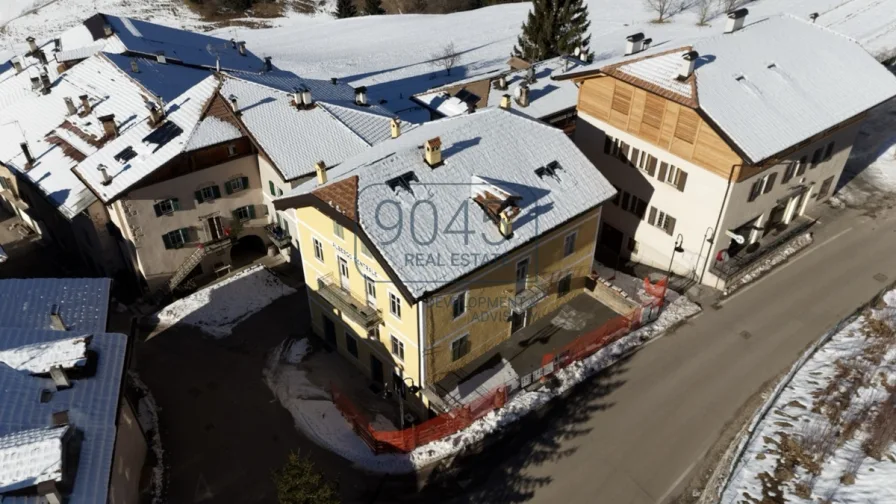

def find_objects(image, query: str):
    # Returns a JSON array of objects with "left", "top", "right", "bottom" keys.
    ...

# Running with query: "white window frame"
[
  {"left": 365, "top": 276, "right": 377, "bottom": 306},
  {"left": 200, "top": 185, "right": 217, "bottom": 201},
  {"left": 388, "top": 291, "right": 402, "bottom": 320},
  {"left": 165, "top": 229, "right": 188, "bottom": 248},
  {"left": 390, "top": 335, "right": 405, "bottom": 361},
  {"left": 450, "top": 333, "right": 470, "bottom": 362},
  {"left": 333, "top": 221, "right": 345, "bottom": 241},
  {"left": 234, "top": 205, "right": 252, "bottom": 222},
  {"left": 451, "top": 291, "right": 467, "bottom": 319},
  {"left": 228, "top": 177, "right": 245, "bottom": 192},
  {"left": 312, "top": 238, "right": 324, "bottom": 263},
  {"left": 655, "top": 211, "right": 669, "bottom": 230},
  {"left": 563, "top": 231, "right": 577, "bottom": 257},
  {"left": 155, "top": 198, "right": 176, "bottom": 215},
  {"left": 227, "top": 144, "right": 238, "bottom": 157}
]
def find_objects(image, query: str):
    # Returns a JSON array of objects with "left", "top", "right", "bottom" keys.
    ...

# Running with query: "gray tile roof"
[{"left": 0, "top": 278, "right": 111, "bottom": 332}]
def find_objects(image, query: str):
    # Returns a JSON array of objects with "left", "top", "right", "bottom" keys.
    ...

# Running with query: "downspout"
[
  {"left": 417, "top": 300, "right": 426, "bottom": 390},
  {"left": 700, "top": 163, "right": 742, "bottom": 285}
]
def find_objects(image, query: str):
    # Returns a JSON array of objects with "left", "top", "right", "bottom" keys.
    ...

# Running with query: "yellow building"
[{"left": 275, "top": 107, "right": 615, "bottom": 416}]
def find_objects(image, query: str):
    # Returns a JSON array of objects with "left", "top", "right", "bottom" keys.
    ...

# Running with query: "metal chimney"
[
  {"left": 64, "top": 96, "right": 77, "bottom": 116},
  {"left": 625, "top": 33, "right": 645, "bottom": 56},
  {"left": 725, "top": 8, "right": 749, "bottom": 34}
]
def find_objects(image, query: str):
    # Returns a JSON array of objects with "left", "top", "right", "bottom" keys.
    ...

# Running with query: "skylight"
[
  {"left": 386, "top": 171, "right": 419, "bottom": 194},
  {"left": 535, "top": 160, "right": 564, "bottom": 180}
]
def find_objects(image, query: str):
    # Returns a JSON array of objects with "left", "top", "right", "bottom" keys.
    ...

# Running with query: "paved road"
[{"left": 436, "top": 201, "right": 896, "bottom": 504}]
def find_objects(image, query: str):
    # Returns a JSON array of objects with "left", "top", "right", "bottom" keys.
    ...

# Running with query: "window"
[
  {"left": 817, "top": 176, "right": 834, "bottom": 201},
  {"left": 762, "top": 173, "right": 777, "bottom": 194},
  {"left": 162, "top": 228, "right": 189, "bottom": 249},
  {"left": 563, "top": 232, "right": 577, "bottom": 257},
  {"left": 368, "top": 326, "right": 380, "bottom": 340},
  {"left": 558, "top": 274, "right": 572, "bottom": 296},
  {"left": 225, "top": 176, "right": 248, "bottom": 194},
  {"left": 452, "top": 292, "right": 467, "bottom": 319},
  {"left": 365, "top": 276, "right": 377, "bottom": 305},
  {"left": 359, "top": 240, "right": 372, "bottom": 258},
  {"left": 451, "top": 335, "right": 470, "bottom": 362},
  {"left": 810, "top": 147, "right": 823, "bottom": 168},
  {"left": 312, "top": 238, "right": 324, "bottom": 262},
  {"left": 648, "top": 207, "right": 676, "bottom": 236},
  {"left": 389, "top": 292, "right": 401, "bottom": 319},
  {"left": 658, "top": 163, "right": 688, "bottom": 192},
  {"left": 390, "top": 335, "right": 405, "bottom": 361},
  {"left": 269, "top": 180, "right": 277, "bottom": 196},
  {"left": 782, "top": 161, "right": 797, "bottom": 183},
  {"left": 227, "top": 144, "right": 238, "bottom": 157},
  {"left": 603, "top": 135, "right": 613, "bottom": 155},
  {"left": 627, "top": 237, "right": 638, "bottom": 254},
  {"left": 346, "top": 333, "right": 358, "bottom": 358},
  {"left": 333, "top": 222, "right": 345, "bottom": 240},
  {"left": 823, "top": 141, "right": 835, "bottom": 161},
  {"left": 748, "top": 178, "right": 763, "bottom": 202},
  {"left": 618, "top": 141, "right": 630, "bottom": 163},
  {"left": 796, "top": 156, "right": 808, "bottom": 176},
  {"left": 152, "top": 198, "right": 179, "bottom": 216},
  {"left": 621, "top": 191, "right": 630, "bottom": 210},
  {"left": 622, "top": 192, "right": 647, "bottom": 219},
  {"left": 233, "top": 205, "right": 256, "bottom": 222},
  {"left": 195, "top": 184, "right": 220, "bottom": 203}
]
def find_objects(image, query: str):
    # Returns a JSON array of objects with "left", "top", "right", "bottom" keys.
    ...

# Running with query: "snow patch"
[
  {"left": 152, "top": 265, "right": 296, "bottom": 338},
  {"left": 0, "top": 336, "right": 89, "bottom": 374},
  {"left": 723, "top": 232, "right": 814, "bottom": 295},
  {"left": 129, "top": 371, "right": 165, "bottom": 504}
]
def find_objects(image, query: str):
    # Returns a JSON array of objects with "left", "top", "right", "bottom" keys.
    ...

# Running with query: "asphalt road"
[{"left": 440, "top": 200, "right": 896, "bottom": 504}]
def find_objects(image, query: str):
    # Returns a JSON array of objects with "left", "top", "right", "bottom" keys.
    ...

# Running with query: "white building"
[{"left": 557, "top": 11, "right": 896, "bottom": 289}]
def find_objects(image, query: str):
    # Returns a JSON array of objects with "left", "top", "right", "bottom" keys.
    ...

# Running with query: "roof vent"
[
  {"left": 514, "top": 83, "right": 530, "bottom": 107},
  {"left": 99, "top": 114, "right": 119, "bottom": 139},
  {"left": 20, "top": 142, "right": 35, "bottom": 168},
  {"left": 64, "top": 97, "right": 77, "bottom": 116},
  {"left": 535, "top": 160, "right": 564, "bottom": 181},
  {"left": 525, "top": 66, "right": 536, "bottom": 84},
  {"left": 625, "top": 32, "right": 645, "bottom": 56},
  {"left": 424, "top": 137, "right": 442, "bottom": 167},
  {"left": 98, "top": 164, "right": 113, "bottom": 185},
  {"left": 156, "top": 51, "right": 166, "bottom": 64},
  {"left": 30, "top": 76, "right": 41, "bottom": 90},
  {"left": 103, "top": 23, "right": 113, "bottom": 37},
  {"left": 237, "top": 41, "right": 247, "bottom": 56},
  {"left": 130, "top": 59, "right": 139, "bottom": 73},
  {"left": 809, "top": 12, "right": 819, "bottom": 23},
  {"left": 49, "top": 366, "right": 71, "bottom": 389},
  {"left": 386, "top": 171, "right": 419, "bottom": 194},
  {"left": 390, "top": 118, "right": 401, "bottom": 139},
  {"left": 725, "top": 8, "right": 749, "bottom": 33},
  {"left": 12, "top": 57, "right": 23, "bottom": 74},
  {"left": 38, "top": 480, "right": 63, "bottom": 504},
  {"left": 79, "top": 94, "right": 92, "bottom": 115},
  {"left": 354, "top": 86, "right": 368, "bottom": 106},
  {"left": 54, "top": 38, "right": 62, "bottom": 52},
  {"left": 39, "top": 70, "right": 52, "bottom": 95},
  {"left": 147, "top": 101, "right": 165, "bottom": 126},
  {"left": 677, "top": 51, "right": 699, "bottom": 80},
  {"left": 26, "top": 36, "right": 38, "bottom": 53},
  {"left": 49, "top": 304, "right": 66, "bottom": 330},
  {"left": 228, "top": 94, "right": 240, "bottom": 114},
  {"left": 499, "top": 94, "right": 511, "bottom": 110},
  {"left": 315, "top": 160, "right": 327, "bottom": 185},
  {"left": 263, "top": 56, "right": 272, "bottom": 72}
]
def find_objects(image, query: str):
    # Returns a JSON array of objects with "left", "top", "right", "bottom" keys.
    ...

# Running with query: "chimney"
[
  {"left": 20, "top": 142, "right": 35, "bottom": 167},
  {"left": 229, "top": 94, "right": 239, "bottom": 114},
  {"left": 231, "top": 38, "right": 237, "bottom": 49},
  {"left": 643, "top": 38, "right": 653, "bottom": 51},
  {"left": 516, "top": 83, "right": 530, "bottom": 107},
  {"left": 725, "top": 8, "right": 749, "bottom": 34},
  {"left": 499, "top": 211, "right": 513, "bottom": 238},
  {"left": 499, "top": 94, "right": 511, "bottom": 110},
  {"left": 315, "top": 161, "right": 327, "bottom": 185},
  {"left": 12, "top": 58, "right": 23, "bottom": 73},
  {"left": 809, "top": 12, "right": 819, "bottom": 23},
  {"left": 49, "top": 366, "right": 71, "bottom": 389},
  {"left": 54, "top": 38, "right": 62, "bottom": 52},
  {"left": 496, "top": 74, "right": 507, "bottom": 90},
  {"left": 99, "top": 114, "right": 118, "bottom": 138},
  {"left": 49, "top": 305, "right": 66, "bottom": 329},
  {"left": 156, "top": 51, "right": 166, "bottom": 64},
  {"left": 424, "top": 137, "right": 442, "bottom": 167},
  {"left": 26, "top": 36, "right": 38, "bottom": 53},
  {"left": 39, "top": 70, "right": 52, "bottom": 94},
  {"left": 37, "top": 50, "right": 48, "bottom": 66},
  {"left": 237, "top": 41, "right": 247, "bottom": 56},
  {"left": 147, "top": 102, "right": 165, "bottom": 126},
  {"left": 390, "top": 118, "right": 401, "bottom": 138},
  {"left": 331, "top": 77, "right": 338, "bottom": 85},
  {"left": 263, "top": 56, "right": 272, "bottom": 72},
  {"left": 103, "top": 23, "right": 113, "bottom": 37},
  {"left": 64, "top": 96, "right": 77, "bottom": 116},
  {"left": 215, "top": 56, "right": 221, "bottom": 73},
  {"left": 38, "top": 481, "right": 63, "bottom": 504},
  {"left": 98, "top": 164, "right": 112, "bottom": 185},
  {"left": 354, "top": 86, "right": 368, "bottom": 106},
  {"left": 677, "top": 51, "right": 699, "bottom": 80},
  {"left": 130, "top": 59, "right": 139, "bottom": 73},
  {"left": 30, "top": 76, "right": 41, "bottom": 90},
  {"left": 575, "top": 46, "right": 588, "bottom": 64},
  {"left": 301, "top": 87, "right": 313, "bottom": 107},
  {"left": 79, "top": 94, "right": 92, "bottom": 114},
  {"left": 625, "top": 32, "right": 645, "bottom": 55},
  {"left": 525, "top": 66, "right": 536, "bottom": 84}
]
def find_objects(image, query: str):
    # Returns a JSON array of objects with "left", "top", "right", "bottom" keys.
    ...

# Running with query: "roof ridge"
[{"left": 315, "top": 102, "right": 384, "bottom": 147}]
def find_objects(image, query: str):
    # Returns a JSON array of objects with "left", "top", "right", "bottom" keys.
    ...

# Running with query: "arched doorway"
[{"left": 230, "top": 234, "right": 267, "bottom": 269}]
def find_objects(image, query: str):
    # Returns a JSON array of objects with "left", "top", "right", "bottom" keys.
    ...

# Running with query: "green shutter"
[
  {"left": 195, "top": 190, "right": 204, "bottom": 204},
  {"left": 171, "top": 198, "right": 180, "bottom": 211},
  {"left": 153, "top": 202, "right": 163, "bottom": 217},
  {"left": 232, "top": 209, "right": 240, "bottom": 221},
  {"left": 248, "top": 205, "right": 256, "bottom": 219},
  {"left": 224, "top": 180, "right": 233, "bottom": 195},
  {"left": 162, "top": 233, "right": 172, "bottom": 249},
  {"left": 269, "top": 181, "right": 276, "bottom": 196},
  {"left": 241, "top": 176, "right": 249, "bottom": 189},
  {"left": 211, "top": 185, "right": 221, "bottom": 199}
]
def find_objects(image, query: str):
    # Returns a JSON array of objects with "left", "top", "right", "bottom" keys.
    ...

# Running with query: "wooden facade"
[{"left": 578, "top": 76, "right": 744, "bottom": 179}]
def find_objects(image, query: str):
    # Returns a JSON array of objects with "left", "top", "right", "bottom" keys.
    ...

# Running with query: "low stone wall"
[{"left": 587, "top": 276, "right": 640, "bottom": 315}]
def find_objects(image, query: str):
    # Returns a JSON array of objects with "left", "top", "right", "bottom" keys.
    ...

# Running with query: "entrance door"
[
  {"left": 764, "top": 205, "right": 786, "bottom": 237},
  {"left": 323, "top": 316, "right": 336, "bottom": 347},
  {"left": 338, "top": 256, "right": 350, "bottom": 290},
  {"left": 515, "top": 258, "right": 529, "bottom": 294},
  {"left": 791, "top": 191, "right": 807, "bottom": 220},
  {"left": 510, "top": 308, "right": 530, "bottom": 334},
  {"left": 364, "top": 276, "right": 377, "bottom": 308},
  {"left": 207, "top": 216, "right": 224, "bottom": 241},
  {"left": 370, "top": 355, "right": 384, "bottom": 385}
]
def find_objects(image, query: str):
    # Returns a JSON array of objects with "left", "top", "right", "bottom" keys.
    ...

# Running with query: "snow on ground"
[
  {"left": 152, "top": 265, "right": 296, "bottom": 338},
  {"left": 832, "top": 96, "right": 896, "bottom": 207},
  {"left": 129, "top": 371, "right": 165, "bottom": 504},
  {"left": 264, "top": 294, "right": 700, "bottom": 473},
  {"left": 721, "top": 289, "right": 896, "bottom": 503},
  {"left": 723, "top": 232, "right": 815, "bottom": 295}
]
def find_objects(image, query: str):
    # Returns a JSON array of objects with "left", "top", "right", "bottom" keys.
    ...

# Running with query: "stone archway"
[{"left": 230, "top": 234, "right": 267, "bottom": 269}]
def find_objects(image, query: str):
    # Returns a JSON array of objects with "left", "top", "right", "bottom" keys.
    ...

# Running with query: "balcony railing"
[
  {"left": 506, "top": 275, "right": 550, "bottom": 314},
  {"left": 710, "top": 217, "right": 815, "bottom": 279},
  {"left": 265, "top": 223, "right": 291, "bottom": 249},
  {"left": 317, "top": 273, "right": 382, "bottom": 329}
]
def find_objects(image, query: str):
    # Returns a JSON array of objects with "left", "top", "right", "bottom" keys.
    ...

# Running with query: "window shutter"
[
  {"left": 211, "top": 185, "right": 221, "bottom": 199},
  {"left": 648, "top": 207, "right": 657, "bottom": 226},
  {"left": 241, "top": 176, "right": 249, "bottom": 189},
  {"left": 763, "top": 173, "right": 777, "bottom": 194},
  {"left": 618, "top": 142, "right": 629, "bottom": 163},
  {"left": 162, "top": 233, "right": 172, "bottom": 249},
  {"left": 676, "top": 170, "right": 688, "bottom": 192},
  {"left": 603, "top": 136, "right": 612, "bottom": 154},
  {"left": 171, "top": 198, "right": 180, "bottom": 211},
  {"left": 224, "top": 180, "right": 234, "bottom": 195},
  {"left": 646, "top": 156, "right": 657, "bottom": 177},
  {"left": 658, "top": 162, "right": 668, "bottom": 182},
  {"left": 665, "top": 216, "right": 676, "bottom": 236},
  {"left": 269, "top": 181, "right": 276, "bottom": 196},
  {"left": 153, "top": 202, "right": 163, "bottom": 217},
  {"left": 195, "top": 190, "right": 204, "bottom": 204},
  {"left": 248, "top": 205, "right": 256, "bottom": 219},
  {"left": 630, "top": 148, "right": 640, "bottom": 167}
]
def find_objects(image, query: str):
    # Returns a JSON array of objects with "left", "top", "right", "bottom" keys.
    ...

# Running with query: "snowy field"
[
  {"left": 264, "top": 294, "right": 700, "bottom": 473},
  {"left": 721, "top": 289, "right": 896, "bottom": 503},
  {"left": 152, "top": 265, "right": 296, "bottom": 338}
]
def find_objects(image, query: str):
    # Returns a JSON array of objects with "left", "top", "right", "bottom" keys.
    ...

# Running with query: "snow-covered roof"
[
  {"left": 279, "top": 108, "right": 616, "bottom": 300},
  {"left": 223, "top": 76, "right": 400, "bottom": 181},
  {"left": 185, "top": 116, "right": 243, "bottom": 151},
  {"left": 0, "top": 425, "right": 70, "bottom": 494},
  {"left": 0, "top": 330, "right": 126, "bottom": 504},
  {"left": 558, "top": 15, "right": 896, "bottom": 164},
  {"left": 414, "top": 57, "right": 581, "bottom": 121},
  {"left": 0, "top": 336, "right": 90, "bottom": 374},
  {"left": 0, "top": 278, "right": 110, "bottom": 332}
]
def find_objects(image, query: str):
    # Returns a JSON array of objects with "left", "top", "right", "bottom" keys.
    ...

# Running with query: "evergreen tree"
[
  {"left": 273, "top": 452, "right": 339, "bottom": 504},
  {"left": 512, "top": 0, "right": 591, "bottom": 61},
  {"left": 335, "top": 0, "right": 358, "bottom": 18},
  {"left": 364, "top": 0, "right": 386, "bottom": 15}
]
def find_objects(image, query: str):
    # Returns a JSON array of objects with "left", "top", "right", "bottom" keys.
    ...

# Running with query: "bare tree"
[
  {"left": 695, "top": 0, "right": 712, "bottom": 25},
  {"left": 643, "top": 0, "right": 677, "bottom": 22},
  {"left": 432, "top": 42, "right": 461, "bottom": 76},
  {"left": 718, "top": 0, "right": 739, "bottom": 12}
]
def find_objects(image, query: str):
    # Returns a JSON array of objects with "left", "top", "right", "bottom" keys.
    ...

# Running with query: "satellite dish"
[{"left": 725, "top": 229, "right": 746, "bottom": 245}]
